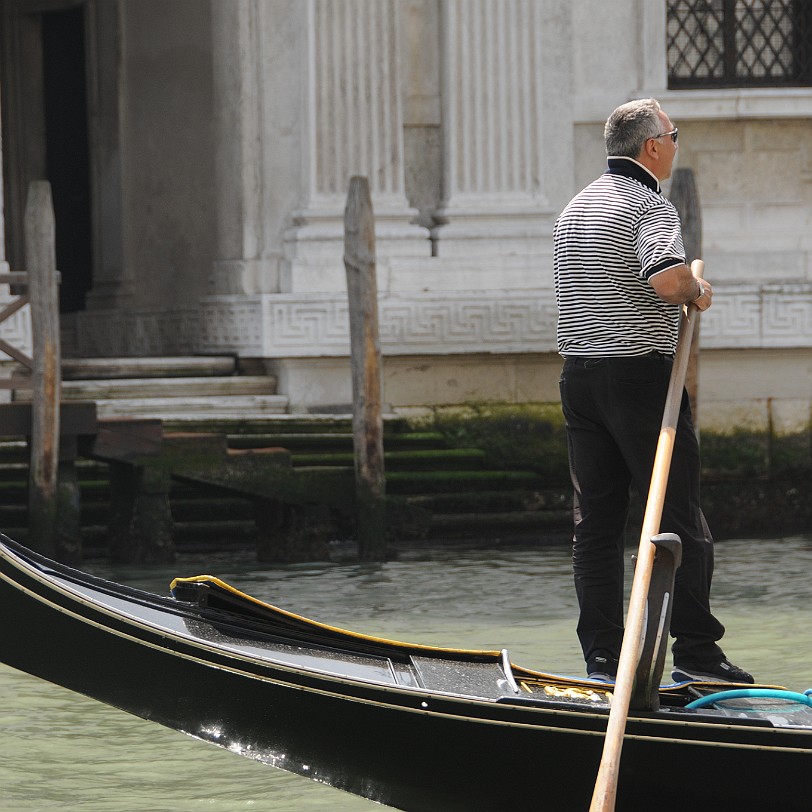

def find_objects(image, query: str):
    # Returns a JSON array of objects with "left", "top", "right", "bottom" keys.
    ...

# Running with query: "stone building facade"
[{"left": 2, "top": 0, "right": 812, "bottom": 431}]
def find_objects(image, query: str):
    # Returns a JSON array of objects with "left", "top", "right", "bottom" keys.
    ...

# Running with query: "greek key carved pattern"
[
  {"left": 267, "top": 299, "right": 349, "bottom": 347},
  {"left": 75, "top": 286, "right": 812, "bottom": 358},
  {"left": 200, "top": 293, "right": 559, "bottom": 356},
  {"left": 379, "top": 299, "right": 557, "bottom": 351},
  {"left": 760, "top": 289, "right": 812, "bottom": 346},
  {"left": 700, "top": 289, "right": 762, "bottom": 345},
  {"left": 701, "top": 286, "right": 812, "bottom": 348}
]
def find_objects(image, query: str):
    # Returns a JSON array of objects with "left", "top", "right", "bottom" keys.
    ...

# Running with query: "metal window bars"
[{"left": 667, "top": 0, "right": 812, "bottom": 88}]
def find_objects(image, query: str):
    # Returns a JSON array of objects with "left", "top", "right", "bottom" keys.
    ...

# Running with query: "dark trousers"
[{"left": 559, "top": 355, "right": 725, "bottom": 666}]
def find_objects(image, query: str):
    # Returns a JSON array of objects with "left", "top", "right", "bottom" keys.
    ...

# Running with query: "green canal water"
[{"left": 1, "top": 535, "right": 811, "bottom": 811}]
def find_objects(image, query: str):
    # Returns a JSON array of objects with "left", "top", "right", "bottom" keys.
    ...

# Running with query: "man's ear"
[{"left": 642, "top": 137, "right": 658, "bottom": 161}]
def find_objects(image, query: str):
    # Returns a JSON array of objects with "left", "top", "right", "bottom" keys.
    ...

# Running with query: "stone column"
[
  {"left": 433, "top": 0, "right": 556, "bottom": 256},
  {"left": 283, "top": 0, "right": 430, "bottom": 276},
  {"left": 209, "top": 0, "right": 285, "bottom": 295},
  {"left": 83, "top": 0, "right": 131, "bottom": 310}
]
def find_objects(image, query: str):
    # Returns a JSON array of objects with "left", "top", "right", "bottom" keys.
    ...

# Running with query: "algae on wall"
[
  {"left": 411, "top": 403, "right": 570, "bottom": 485},
  {"left": 407, "top": 402, "right": 812, "bottom": 540}
]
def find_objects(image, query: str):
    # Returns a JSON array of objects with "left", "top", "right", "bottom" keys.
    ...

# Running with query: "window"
[{"left": 667, "top": 0, "right": 812, "bottom": 88}]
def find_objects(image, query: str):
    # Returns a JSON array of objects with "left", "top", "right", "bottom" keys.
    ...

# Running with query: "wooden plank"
[
  {"left": 0, "top": 337, "right": 33, "bottom": 367},
  {"left": 86, "top": 418, "right": 163, "bottom": 462},
  {"left": 0, "top": 378, "right": 31, "bottom": 390},
  {"left": 0, "top": 272, "right": 29, "bottom": 285},
  {"left": 0, "top": 402, "right": 97, "bottom": 437},
  {"left": 0, "top": 290, "right": 32, "bottom": 369},
  {"left": 0, "top": 293, "right": 30, "bottom": 324},
  {"left": 344, "top": 176, "right": 387, "bottom": 560}
]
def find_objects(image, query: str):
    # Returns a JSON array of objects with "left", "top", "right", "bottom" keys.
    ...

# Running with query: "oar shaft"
[{"left": 589, "top": 260, "right": 704, "bottom": 812}]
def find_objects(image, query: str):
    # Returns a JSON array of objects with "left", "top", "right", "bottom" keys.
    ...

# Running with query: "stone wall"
[
  {"left": 118, "top": 0, "right": 216, "bottom": 311},
  {"left": 4, "top": 0, "right": 806, "bottom": 431},
  {"left": 416, "top": 402, "right": 812, "bottom": 540}
]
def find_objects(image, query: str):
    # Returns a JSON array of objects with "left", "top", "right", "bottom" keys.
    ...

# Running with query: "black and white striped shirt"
[{"left": 553, "top": 157, "right": 685, "bottom": 357}]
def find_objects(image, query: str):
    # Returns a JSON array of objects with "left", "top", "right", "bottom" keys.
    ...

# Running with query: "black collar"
[{"left": 606, "top": 157, "right": 661, "bottom": 194}]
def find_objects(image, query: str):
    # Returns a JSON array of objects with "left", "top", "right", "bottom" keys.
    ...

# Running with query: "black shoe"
[
  {"left": 587, "top": 650, "right": 618, "bottom": 682},
  {"left": 671, "top": 657, "right": 754, "bottom": 684}
]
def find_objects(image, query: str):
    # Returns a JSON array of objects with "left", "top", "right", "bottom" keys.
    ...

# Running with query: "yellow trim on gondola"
[
  {"left": 169, "top": 574, "right": 504, "bottom": 658},
  {"left": 167, "top": 575, "right": 791, "bottom": 694}
]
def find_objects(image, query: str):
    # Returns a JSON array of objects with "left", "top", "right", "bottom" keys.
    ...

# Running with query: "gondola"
[{"left": 1, "top": 532, "right": 810, "bottom": 811}]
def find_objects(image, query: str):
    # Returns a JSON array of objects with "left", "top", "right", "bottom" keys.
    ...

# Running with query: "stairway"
[
  {"left": 3, "top": 356, "right": 285, "bottom": 549},
  {"left": 12, "top": 356, "right": 288, "bottom": 420},
  {"left": 0, "top": 358, "right": 572, "bottom": 553},
  {"left": 221, "top": 419, "right": 572, "bottom": 544},
  {"left": 0, "top": 436, "right": 113, "bottom": 547}
]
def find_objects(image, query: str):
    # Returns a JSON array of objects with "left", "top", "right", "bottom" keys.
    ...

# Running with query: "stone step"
[
  {"left": 0, "top": 411, "right": 558, "bottom": 552},
  {"left": 9, "top": 355, "right": 288, "bottom": 421},
  {"left": 226, "top": 430, "right": 446, "bottom": 453},
  {"left": 14, "top": 375, "right": 277, "bottom": 401},
  {"left": 0, "top": 440, "right": 27, "bottom": 465},
  {"left": 289, "top": 448, "right": 487, "bottom": 470},
  {"left": 385, "top": 468, "right": 540, "bottom": 494},
  {"left": 61, "top": 356, "right": 239, "bottom": 380},
  {"left": 173, "top": 415, "right": 356, "bottom": 435},
  {"left": 92, "top": 394, "right": 290, "bottom": 420}
]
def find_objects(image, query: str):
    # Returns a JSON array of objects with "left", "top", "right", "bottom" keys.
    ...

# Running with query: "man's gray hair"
[{"left": 604, "top": 98, "right": 662, "bottom": 158}]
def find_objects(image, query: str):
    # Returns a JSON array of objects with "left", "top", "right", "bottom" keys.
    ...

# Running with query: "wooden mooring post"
[
  {"left": 344, "top": 176, "right": 387, "bottom": 560},
  {"left": 25, "top": 182, "right": 61, "bottom": 556},
  {"left": 0, "top": 181, "right": 92, "bottom": 562},
  {"left": 670, "top": 167, "right": 703, "bottom": 430},
  {"left": 0, "top": 182, "right": 63, "bottom": 558}
]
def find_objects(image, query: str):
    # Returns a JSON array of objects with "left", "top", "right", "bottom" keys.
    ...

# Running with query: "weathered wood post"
[
  {"left": 24, "top": 181, "right": 61, "bottom": 557},
  {"left": 670, "top": 168, "right": 702, "bottom": 430},
  {"left": 344, "top": 176, "right": 387, "bottom": 560}
]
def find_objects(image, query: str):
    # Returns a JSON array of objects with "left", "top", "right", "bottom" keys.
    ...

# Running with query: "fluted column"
[
  {"left": 434, "top": 0, "right": 555, "bottom": 255},
  {"left": 209, "top": 0, "right": 285, "bottom": 294},
  {"left": 284, "top": 0, "right": 429, "bottom": 268}
]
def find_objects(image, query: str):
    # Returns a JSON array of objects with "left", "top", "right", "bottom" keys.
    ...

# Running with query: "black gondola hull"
[{"left": 1, "top": 536, "right": 809, "bottom": 811}]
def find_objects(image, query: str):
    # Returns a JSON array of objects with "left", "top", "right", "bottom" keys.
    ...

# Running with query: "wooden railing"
[{"left": 0, "top": 181, "right": 63, "bottom": 556}]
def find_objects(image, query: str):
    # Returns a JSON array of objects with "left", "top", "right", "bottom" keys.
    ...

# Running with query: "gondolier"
[{"left": 553, "top": 98, "right": 753, "bottom": 685}]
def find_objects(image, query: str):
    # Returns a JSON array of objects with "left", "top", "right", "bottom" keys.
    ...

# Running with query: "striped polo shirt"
[{"left": 553, "top": 157, "right": 685, "bottom": 357}]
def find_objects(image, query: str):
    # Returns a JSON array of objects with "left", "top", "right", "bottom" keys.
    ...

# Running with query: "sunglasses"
[{"left": 652, "top": 128, "right": 678, "bottom": 143}]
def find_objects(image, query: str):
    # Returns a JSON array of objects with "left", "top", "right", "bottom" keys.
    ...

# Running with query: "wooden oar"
[{"left": 589, "top": 259, "right": 706, "bottom": 812}]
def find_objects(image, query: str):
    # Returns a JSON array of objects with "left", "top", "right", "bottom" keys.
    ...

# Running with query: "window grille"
[{"left": 667, "top": 0, "right": 812, "bottom": 88}]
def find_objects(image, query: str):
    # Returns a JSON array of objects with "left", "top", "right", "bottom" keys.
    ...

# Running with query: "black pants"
[{"left": 559, "top": 354, "right": 725, "bottom": 666}]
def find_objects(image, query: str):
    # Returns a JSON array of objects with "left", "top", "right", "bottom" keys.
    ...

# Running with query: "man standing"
[{"left": 553, "top": 98, "right": 753, "bottom": 685}]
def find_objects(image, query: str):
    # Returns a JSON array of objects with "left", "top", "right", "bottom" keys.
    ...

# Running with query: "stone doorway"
[{"left": 1, "top": 0, "right": 122, "bottom": 316}]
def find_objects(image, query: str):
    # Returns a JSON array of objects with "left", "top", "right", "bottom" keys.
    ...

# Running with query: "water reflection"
[{"left": 1, "top": 535, "right": 810, "bottom": 811}]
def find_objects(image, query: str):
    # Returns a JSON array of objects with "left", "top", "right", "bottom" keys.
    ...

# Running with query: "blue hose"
[{"left": 685, "top": 689, "right": 812, "bottom": 710}]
